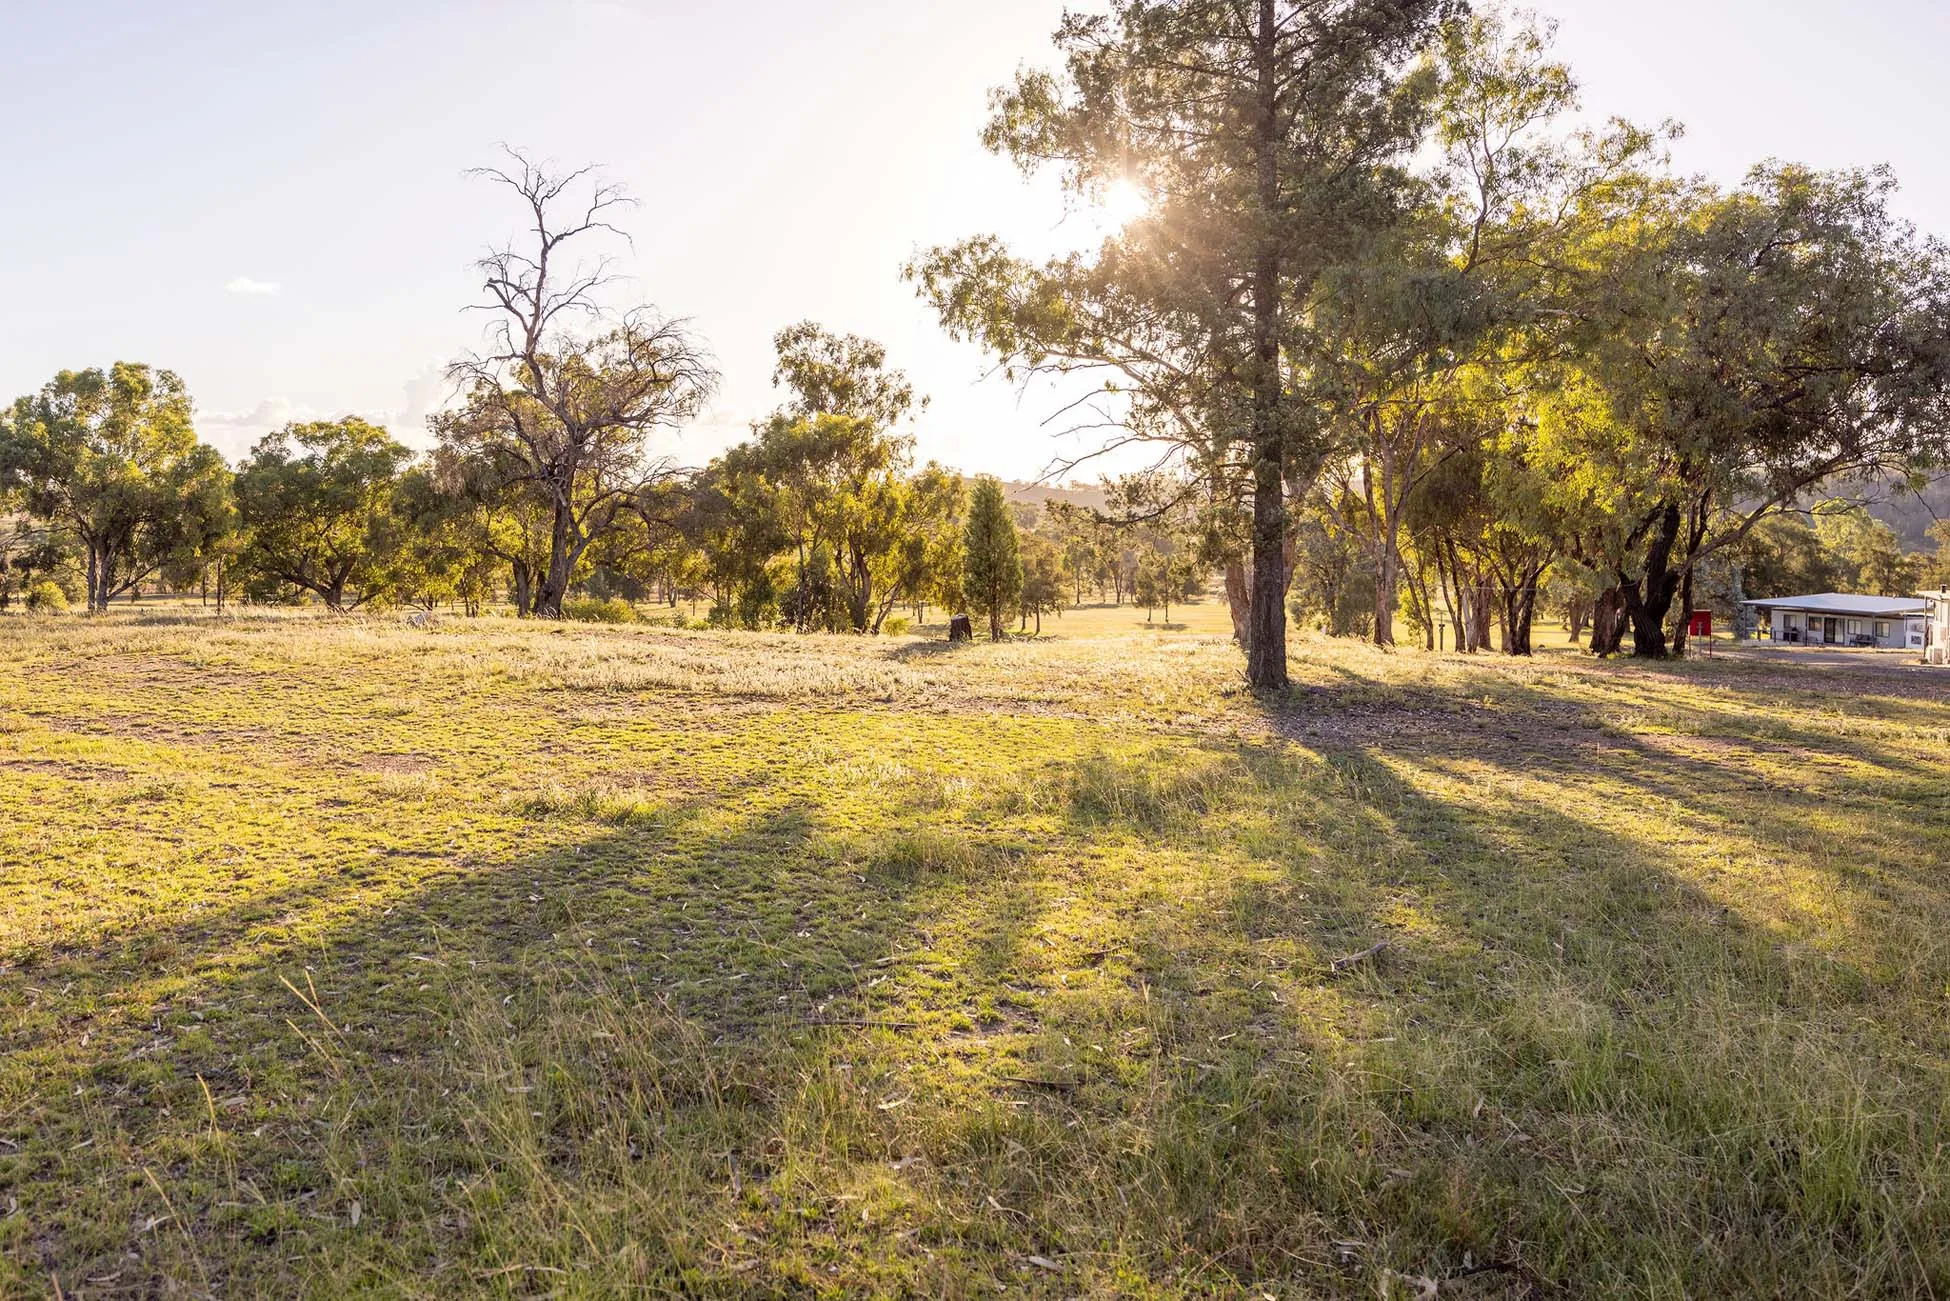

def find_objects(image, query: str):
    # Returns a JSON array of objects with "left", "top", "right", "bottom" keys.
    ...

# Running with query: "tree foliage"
[
  {"left": 0, "top": 363, "right": 230, "bottom": 611},
  {"left": 233, "top": 418, "right": 414, "bottom": 611},
  {"left": 963, "top": 476, "right": 1022, "bottom": 640}
]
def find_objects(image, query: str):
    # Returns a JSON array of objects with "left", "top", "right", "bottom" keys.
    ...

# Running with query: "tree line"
[
  {"left": 0, "top": 146, "right": 1200, "bottom": 635},
  {"left": 9, "top": 4, "right": 1950, "bottom": 685},
  {"left": 0, "top": 334, "right": 1201, "bottom": 635}
]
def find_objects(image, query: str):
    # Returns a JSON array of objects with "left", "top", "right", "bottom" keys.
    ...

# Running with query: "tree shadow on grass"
[
  {"left": 1225, "top": 661, "right": 1950, "bottom": 1293},
  {"left": 886, "top": 637, "right": 975, "bottom": 663},
  {"left": 9, "top": 648, "right": 1949, "bottom": 1297},
  {"left": 4, "top": 760, "right": 1084, "bottom": 1295},
  {"left": 1042, "top": 720, "right": 1948, "bottom": 1292}
]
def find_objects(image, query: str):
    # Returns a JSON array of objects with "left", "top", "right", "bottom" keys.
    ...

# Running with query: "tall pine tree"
[{"left": 962, "top": 476, "right": 1021, "bottom": 641}]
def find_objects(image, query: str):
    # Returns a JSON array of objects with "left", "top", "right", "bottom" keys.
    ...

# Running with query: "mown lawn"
[{"left": 2, "top": 609, "right": 1948, "bottom": 1297}]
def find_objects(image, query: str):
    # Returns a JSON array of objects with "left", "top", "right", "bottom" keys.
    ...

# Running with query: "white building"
[
  {"left": 1919, "top": 591, "right": 1950, "bottom": 664},
  {"left": 1740, "top": 593, "right": 1929, "bottom": 650}
]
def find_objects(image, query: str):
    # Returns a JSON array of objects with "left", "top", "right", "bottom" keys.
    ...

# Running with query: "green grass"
[{"left": 3, "top": 607, "right": 1949, "bottom": 1296}]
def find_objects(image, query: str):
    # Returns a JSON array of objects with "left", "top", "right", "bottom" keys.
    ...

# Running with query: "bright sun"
[{"left": 1099, "top": 177, "right": 1151, "bottom": 228}]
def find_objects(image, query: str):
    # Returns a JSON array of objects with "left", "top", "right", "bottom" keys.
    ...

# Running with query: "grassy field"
[{"left": 3, "top": 604, "right": 1948, "bottom": 1297}]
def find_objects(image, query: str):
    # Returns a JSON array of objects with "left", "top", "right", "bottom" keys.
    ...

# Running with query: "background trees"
[
  {"left": 747, "top": 324, "right": 925, "bottom": 633},
  {"left": 912, "top": 6, "right": 1950, "bottom": 665},
  {"left": 6, "top": 27, "right": 1949, "bottom": 655},
  {"left": 1536, "top": 164, "right": 1950, "bottom": 656}
]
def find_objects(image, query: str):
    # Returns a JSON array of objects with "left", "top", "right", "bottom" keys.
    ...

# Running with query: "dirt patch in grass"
[{"left": 0, "top": 757, "right": 130, "bottom": 780}]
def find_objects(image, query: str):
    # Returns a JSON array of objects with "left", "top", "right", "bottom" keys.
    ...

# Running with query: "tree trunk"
[
  {"left": 1589, "top": 585, "right": 1627, "bottom": 655},
  {"left": 1224, "top": 559, "right": 1251, "bottom": 647},
  {"left": 1670, "top": 565, "right": 1696, "bottom": 657},
  {"left": 1625, "top": 503, "right": 1683, "bottom": 659},
  {"left": 1241, "top": 0, "right": 1288, "bottom": 692},
  {"left": 1466, "top": 576, "right": 1493, "bottom": 652},
  {"left": 849, "top": 549, "right": 872, "bottom": 633},
  {"left": 511, "top": 560, "right": 533, "bottom": 617},
  {"left": 536, "top": 499, "right": 576, "bottom": 617},
  {"left": 1372, "top": 540, "right": 1399, "bottom": 648},
  {"left": 1437, "top": 541, "right": 1466, "bottom": 654},
  {"left": 1503, "top": 570, "right": 1539, "bottom": 656}
]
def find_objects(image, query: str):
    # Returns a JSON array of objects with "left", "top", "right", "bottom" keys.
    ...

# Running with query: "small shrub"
[
  {"left": 562, "top": 596, "right": 638, "bottom": 624},
  {"left": 25, "top": 580, "right": 68, "bottom": 613},
  {"left": 882, "top": 615, "right": 911, "bottom": 636}
]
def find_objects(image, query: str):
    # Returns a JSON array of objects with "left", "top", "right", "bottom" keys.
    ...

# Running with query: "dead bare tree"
[{"left": 441, "top": 148, "right": 717, "bottom": 617}]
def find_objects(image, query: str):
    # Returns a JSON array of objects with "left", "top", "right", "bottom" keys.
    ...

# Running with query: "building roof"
[{"left": 1740, "top": 592, "right": 1930, "bottom": 616}]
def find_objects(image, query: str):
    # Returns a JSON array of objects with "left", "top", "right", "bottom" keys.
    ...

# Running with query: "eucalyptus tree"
[
  {"left": 1811, "top": 501, "right": 1923, "bottom": 597},
  {"left": 1019, "top": 534, "right": 1068, "bottom": 633},
  {"left": 427, "top": 443, "right": 553, "bottom": 615},
  {"left": 747, "top": 324, "right": 930, "bottom": 633},
  {"left": 1541, "top": 163, "right": 1950, "bottom": 656},
  {"left": 0, "top": 363, "right": 231, "bottom": 611},
  {"left": 0, "top": 517, "right": 73, "bottom": 613},
  {"left": 233, "top": 418, "right": 414, "bottom": 611},
  {"left": 909, "top": 0, "right": 1453, "bottom": 689},
  {"left": 386, "top": 464, "right": 502, "bottom": 614},
  {"left": 893, "top": 463, "right": 966, "bottom": 625},
  {"left": 440, "top": 150, "right": 717, "bottom": 618},
  {"left": 681, "top": 445, "right": 791, "bottom": 628},
  {"left": 1314, "top": 10, "right": 1669, "bottom": 646}
]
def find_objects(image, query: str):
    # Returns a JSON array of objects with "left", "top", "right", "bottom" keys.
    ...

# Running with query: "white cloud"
[
  {"left": 196, "top": 398, "right": 311, "bottom": 458},
  {"left": 224, "top": 276, "right": 282, "bottom": 296},
  {"left": 193, "top": 363, "right": 454, "bottom": 460},
  {"left": 382, "top": 363, "right": 454, "bottom": 445}
]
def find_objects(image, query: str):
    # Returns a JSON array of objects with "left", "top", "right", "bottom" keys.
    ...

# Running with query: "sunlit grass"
[{"left": 2, "top": 607, "right": 1948, "bottom": 1295}]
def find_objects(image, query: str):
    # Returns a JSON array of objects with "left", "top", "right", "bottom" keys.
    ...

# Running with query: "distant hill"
[
  {"left": 1001, "top": 480, "right": 1110, "bottom": 512},
  {"left": 1858, "top": 475, "right": 1950, "bottom": 551}
]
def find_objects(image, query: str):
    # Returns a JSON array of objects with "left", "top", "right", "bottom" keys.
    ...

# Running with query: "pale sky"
[{"left": 5, "top": 1, "right": 1947, "bottom": 480}]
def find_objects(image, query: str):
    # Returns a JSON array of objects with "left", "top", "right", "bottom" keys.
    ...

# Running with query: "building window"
[{"left": 1875, "top": 621, "right": 1888, "bottom": 637}]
